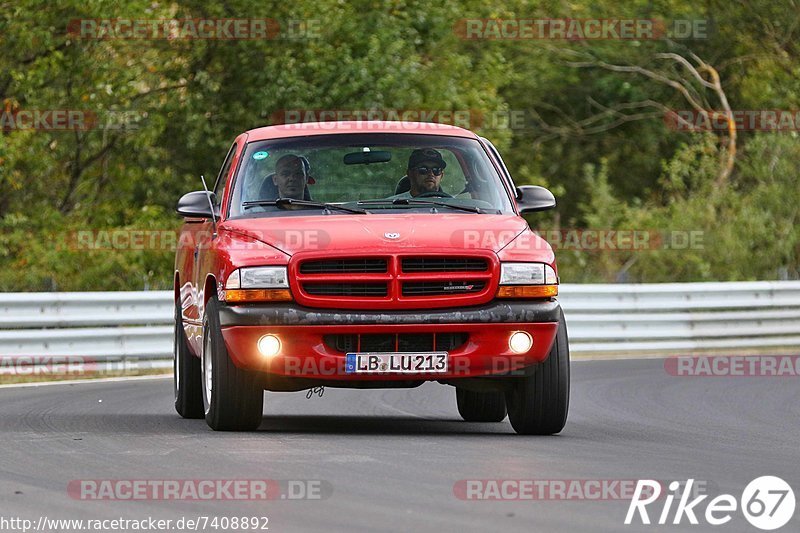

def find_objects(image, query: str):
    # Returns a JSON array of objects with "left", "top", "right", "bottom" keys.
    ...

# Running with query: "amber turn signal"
[
  {"left": 224, "top": 289, "right": 293, "bottom": 303},
  {"left": 497, "top": 285, "right": 558, "bottom": 298}
]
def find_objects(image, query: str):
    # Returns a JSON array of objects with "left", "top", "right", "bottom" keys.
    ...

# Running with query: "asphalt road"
[{"left": 0, "top": 359, "right": 798, "bottom": 532}]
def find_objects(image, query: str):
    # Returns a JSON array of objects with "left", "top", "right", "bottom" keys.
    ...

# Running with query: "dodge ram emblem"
[{"left": 384, "top": 232, "right": 400, "bottom": 239}]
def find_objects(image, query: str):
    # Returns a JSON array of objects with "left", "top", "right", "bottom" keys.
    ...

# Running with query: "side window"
[{"left": 212, "top": 143, "right": 237, "bottom": 208}]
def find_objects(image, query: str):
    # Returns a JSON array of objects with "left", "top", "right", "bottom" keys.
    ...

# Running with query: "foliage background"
[{"left": 1, "top": 0, "right": 798, "bottom": 290}]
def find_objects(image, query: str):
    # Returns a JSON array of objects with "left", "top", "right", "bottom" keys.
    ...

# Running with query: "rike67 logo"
[{"left": 626, "top": 477, "right": 796, "bottom": 530}]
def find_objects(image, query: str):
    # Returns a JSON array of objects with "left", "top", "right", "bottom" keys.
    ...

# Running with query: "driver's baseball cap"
[{"left": 408, "top": 148, "right": 447, "bottom": 169}]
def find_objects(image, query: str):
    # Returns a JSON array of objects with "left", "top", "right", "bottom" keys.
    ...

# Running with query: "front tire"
[
  {"left": 202, "top": 296, "right": 264, "bottom": 431},
  {"left": 456, "top": 388, "right": 507, "bottom": 422},
  {"left": 174, "top": 302, "right": 204, "bottom": 419},
  {"left": 505, "top": 309, "right": 570, "bottom": 435}
]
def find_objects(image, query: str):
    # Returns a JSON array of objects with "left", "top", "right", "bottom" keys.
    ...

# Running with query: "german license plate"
[{"left": 345, "top": 352, "right": 449, "bottom": 374}]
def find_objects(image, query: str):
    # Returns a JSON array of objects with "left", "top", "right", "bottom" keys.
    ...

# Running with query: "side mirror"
[
  {"left": 516, "top": 185, "right": 556, "bottom": 213},
  {"left": 177, "top": 191, "right": 218, "bottom": 219}
]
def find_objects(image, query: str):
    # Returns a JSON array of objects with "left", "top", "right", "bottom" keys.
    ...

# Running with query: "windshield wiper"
[
  {"left": 242, "top": 198, "right": 368, "bottom": 214},
  {"left": 358, "top": 198, "right": 485, "bottom": 213}
]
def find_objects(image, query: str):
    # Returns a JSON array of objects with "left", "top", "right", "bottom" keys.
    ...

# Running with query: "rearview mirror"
[
  {"left": 176, "top": 191, "right": 218, "bottom": 219},
  {"left": 344, "top": 150, "right": 392, "bottom": 165},
  {"left": 516, "top": 185, "right": 556, "bottom": 213}
]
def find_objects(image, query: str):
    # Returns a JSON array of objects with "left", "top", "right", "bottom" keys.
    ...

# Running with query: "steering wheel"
[{"left": 416, "top": 190, "right": 453, "bottom": 199}]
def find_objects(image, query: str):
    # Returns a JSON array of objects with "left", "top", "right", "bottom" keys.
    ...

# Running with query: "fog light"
[
  {"left": 257, "top": 335, "right": 281, "bottom": 358},
  {"left": 509, "top": 331, "right": 533, "bottom": 354}
]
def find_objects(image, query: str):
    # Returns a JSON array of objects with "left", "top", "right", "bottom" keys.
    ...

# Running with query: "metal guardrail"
[
  {"left": 558, "top": 281, "right": 800, "bottom": 354},
  {"left": 0, "top": 292, "right": 173, "bottom": 362},
  {"left": 1, "top": 281, "right": 799, "bottom": 361}
]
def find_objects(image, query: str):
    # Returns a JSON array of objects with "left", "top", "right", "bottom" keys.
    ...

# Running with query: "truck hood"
[{"left": 222, "top": 214, "right": 533, "bottom": 256}]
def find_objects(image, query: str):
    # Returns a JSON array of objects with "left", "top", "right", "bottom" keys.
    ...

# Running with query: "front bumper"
[{"left": 219, "top": 300, "right": 561, "bottom": 384}]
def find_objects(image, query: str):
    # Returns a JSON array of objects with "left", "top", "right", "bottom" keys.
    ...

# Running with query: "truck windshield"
[{"left": 227, "top": 133, "right": 515, "bottom": 217}]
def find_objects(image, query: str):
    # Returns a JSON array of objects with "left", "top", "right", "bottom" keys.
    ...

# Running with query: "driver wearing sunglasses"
[{"left": 390, "top": 148, "right": 447, "bottom": 199}]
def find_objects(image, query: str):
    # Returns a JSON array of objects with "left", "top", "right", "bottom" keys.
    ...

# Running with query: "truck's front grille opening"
[
  {"left": 300, "top": 258, "right": 388, "bottom": 273},
  {"left": 402, "top": 280, "right": 487, "bottom": 296},
  {"left": 303, "top": 283, "right": 388, "bottom": 297},
  {"left": 324, "top": 333, "right": 469, "bottom": 353},
  {"left": 294, "top": 254, "right": 494, "bottom": 306},
  {"left": 402, "top": 257, "right": 488, "bottom": 272}
]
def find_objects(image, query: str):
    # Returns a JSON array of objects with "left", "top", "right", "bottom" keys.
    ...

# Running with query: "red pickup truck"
[{"left": 174, "top": 121, "right": 569, "bottom": 434}]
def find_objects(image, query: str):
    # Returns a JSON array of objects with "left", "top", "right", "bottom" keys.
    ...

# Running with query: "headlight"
[
  {"left": 224, "top": 267, "right": 291, "bottom": 303},
  {"left": 500, "top": 263, "right": 557, "bottom": 285},
  {"left": 226, "top": 267, "right": 288, "bottom": 289},
  {"left": 498, "top": 262, "right": 558, "bottom": 298}
]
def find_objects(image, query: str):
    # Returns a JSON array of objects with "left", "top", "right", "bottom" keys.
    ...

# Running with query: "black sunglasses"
[{"left": 412, "top": 166, "right": 444, "bottom": 176}]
